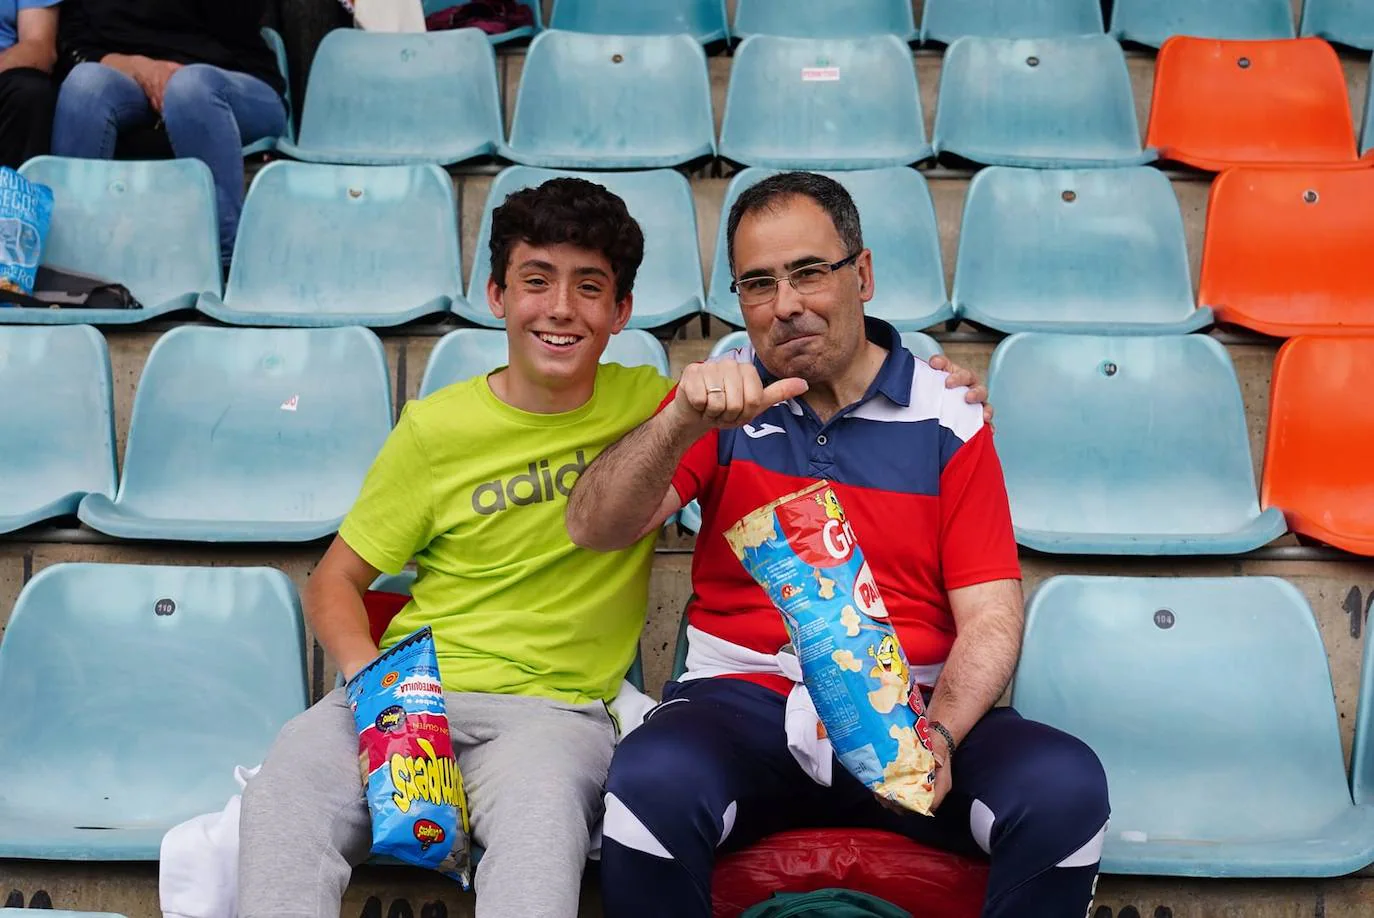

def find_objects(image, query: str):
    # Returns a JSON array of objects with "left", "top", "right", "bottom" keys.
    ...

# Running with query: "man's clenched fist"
[{"left": 669, "top": 360, "right": 809, "bottom": 433}]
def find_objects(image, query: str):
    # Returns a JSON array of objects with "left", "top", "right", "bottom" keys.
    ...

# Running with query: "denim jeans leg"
[{"left": 50, "top": 62, "right": 155, "bottom": 160}]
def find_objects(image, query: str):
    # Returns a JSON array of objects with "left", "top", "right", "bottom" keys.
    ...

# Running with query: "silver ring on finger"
[{"left": 706, "top": 386, "right": 725, "bottom": 394}]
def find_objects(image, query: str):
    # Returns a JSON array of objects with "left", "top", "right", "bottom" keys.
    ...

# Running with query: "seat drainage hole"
[
  {"left": 1061, "top": 190, "right": 1077, "bottom": 203},
  {"left": 1099, "top": 361, "right": 1118, "bottom": 377},
  {"left": 1303, "top": 189, "right": 1319, "bottom": 204}
]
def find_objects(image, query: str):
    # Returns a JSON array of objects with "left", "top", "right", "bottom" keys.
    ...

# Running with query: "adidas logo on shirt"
[{"left": 472, "top": 450, "right": 589, "bottom": 515}]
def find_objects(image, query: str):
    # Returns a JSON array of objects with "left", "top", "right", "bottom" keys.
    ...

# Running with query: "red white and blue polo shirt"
[{"left": 670, "top": 318, "right": 1022, "bottom": 695}]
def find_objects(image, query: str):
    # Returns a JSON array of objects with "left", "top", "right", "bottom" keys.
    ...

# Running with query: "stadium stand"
[
  {"left": 1146, "top": 37, "right": 1361, "bottom": 169},
  {"left": 987, "top": 333, "right": 1285, "bottom": 554},
  {"left": 0, "top": 326, "right": 115, "bottom": 534},
  {"left": 1110, "top": 0, "right": 1296, "bottom": 48},
  {"left": 0, "top": 563, "right": 308, "bottom": 860},
  {"left": 549, "top": 0, "right": 728, "bottom": 44},
  {"left": 198, "top": 162, "right": 463, "bottom": 327},
  {"left": 77, "top": 327, "right": 393, "bottom": 543},
  {"left": 1301, "top": 0, "right": 1374, "bottom": 49},
  {"left": 933, "top": 35, "right": 1152, "bottom": 167},
  {"left": 421, "top": 0, "right": 543, "bottom": 44},
  {"left": 953, "top": 166, "right": 1207, "bottom": 334},
  {"left": 718, "top": 36, "right": 931, "bottom": 169},
  {"left": 921, "top": 0, "right": 1103, "bottom": 44},
  {"left": 732, "top": 0, "right": 917, "bottom": 41},
  {"left": 1199, "top": 166, "right": 1374, "bottom": 336}
]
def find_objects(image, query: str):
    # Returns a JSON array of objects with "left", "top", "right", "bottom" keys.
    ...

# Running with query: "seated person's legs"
[
  {"left": 159, "top": 63, "right": 287, "bottom": 261},
  {"left": 0, "top": 68, "right": 56, "bottom": 168},
  {"left": 238, "top": 688, "right": 373, "bottom": 918},
  {"left": 50, "top": 61, "right": 155, "bottom": 160},
  {"left": 452, "top": 693, "right": 618, "bottom": 918},
  {"left": 601, "top": 679, "right": 841, "bottom": 918}
]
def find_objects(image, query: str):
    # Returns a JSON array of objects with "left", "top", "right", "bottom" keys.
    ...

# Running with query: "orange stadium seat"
[
  {"left": 1198, "top": 166, "right": 1374, "bottom": 336},
  {"left": 1146, "top": 37, "right": 1361, "bottom": 170},
  {"left": 1262, "top": 336, "right": 1374, "bottom": 557}
]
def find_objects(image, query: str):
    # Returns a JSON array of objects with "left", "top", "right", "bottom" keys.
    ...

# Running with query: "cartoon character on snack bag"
[{"left": 868, "top": 635, "right": 911, "bottom": 704}]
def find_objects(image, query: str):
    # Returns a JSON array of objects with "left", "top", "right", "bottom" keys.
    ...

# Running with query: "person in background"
[
  {"left": 0, "top": 0, "right": 59, "bottom": 169},
  {"left": 49, "top": 0, "right": 287, "bottom": 264}
]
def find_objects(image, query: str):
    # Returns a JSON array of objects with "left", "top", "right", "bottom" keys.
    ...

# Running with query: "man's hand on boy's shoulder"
[{"left": 928, "top": 354, "right": 994, "bottom": 428}]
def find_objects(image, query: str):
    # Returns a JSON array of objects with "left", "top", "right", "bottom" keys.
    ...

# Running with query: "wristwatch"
[{"left": 930, "top": 720, "right": 957, "bottom": 761}]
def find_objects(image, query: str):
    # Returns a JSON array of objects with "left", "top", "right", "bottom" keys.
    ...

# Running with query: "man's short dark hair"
[
  {"left": 725, "top": 172, "right": 864, "bottom": 274},
  {"left": 489, "top": 177, "right": 645, "bottom": 302}
]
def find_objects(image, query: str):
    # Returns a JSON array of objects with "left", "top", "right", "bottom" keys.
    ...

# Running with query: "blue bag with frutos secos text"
[{"left": 0, "top": 167, "right": 52, "bottom": 298}]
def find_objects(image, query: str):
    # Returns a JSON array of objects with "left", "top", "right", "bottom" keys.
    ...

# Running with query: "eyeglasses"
[{"left": 730, "top": 252, "right": 861, "bottom": 307}]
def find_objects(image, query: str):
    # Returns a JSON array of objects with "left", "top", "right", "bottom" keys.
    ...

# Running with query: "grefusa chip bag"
[
  {"left": 725, "top": 481, "right": 938, "bottom": 814},
  {"left": 346, "top": 625, "right": 471, "bottom": 887},
  {"left": 0, "top": 167, "right": 52, "bottom": 298}
]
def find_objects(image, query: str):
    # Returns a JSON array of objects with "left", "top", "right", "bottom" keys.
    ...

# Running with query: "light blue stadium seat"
[
  {"left": 550, "top": 0, "right": 728, "bottom": 43},
  {"left": 418, "top": 328, "right": 669, "bottom": 398},
  {"left": 198, "top": 162, "right": 462, "bottom": 327},
  {"left": 242, "top": 28, "right": 294, "bottom": 156},
  {"left": 77, "top": 327, "right": 392, "bottom": 543},
  {"left": 1302, "top": 0, "right": 1374, "bottom": 50},
  {"left": 676, "top": 330, "right": 940, "bottom": 534},
  {"left": 933, "top": 35, "right": 1154, "bottom": 168},
  {"left": 501, "top": 31, "right": 715, "bottom": 168},
  {"left": 1112, "top": 0, "right": 1295, "bottom": 48},
  {"left": 953, "top": 167, "right": 1209, "bottom": 334},
  {"left": 0, "top": 563, "right": 307, "bottom": 860},
  {"left": 987, "top": 334, "right": 1285, "bottom": 554},
  {"left": 463, "top": 167, "right": 703, "bottom": 331},
  {"left": 732, "top": 0, "right": 916, "bottom": 41},
  {"left": 706, "top": 168, "right": 950, "bottom": 330},
  {"left": 719, "top": 36, "right": 930, "bottom": 169},
  {"left": 0, "top": 327, "right": 115, "bottom": 534},
  {"left": 422, "top": 0, "right": 543, "bottom": 44},
  {"left": 274, "top": 29, "right": 501, "bottom": 166},
  {"left": 921, "top": 0, "right": 1104, "bottom": 44},
  {"left": 1, "top": 158, "right": 220, "bottom": 326},
  {"left": 1015, "top": 575, "right": 1374, "bottom": 876}
]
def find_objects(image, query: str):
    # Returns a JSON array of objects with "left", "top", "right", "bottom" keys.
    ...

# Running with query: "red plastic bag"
[{"left": 713, "top": 830, "right": 987, "bottom": 918}]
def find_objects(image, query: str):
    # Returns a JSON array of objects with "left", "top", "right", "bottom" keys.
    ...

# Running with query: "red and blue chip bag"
[{"left": 346, "top": 625, "right": 471, "bottom": 887}]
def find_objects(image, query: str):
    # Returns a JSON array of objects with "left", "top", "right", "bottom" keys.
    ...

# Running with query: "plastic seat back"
[
  {"left": 921, "top": 0, "right": 1103, "bottom": 44},
  {"left": 719, "top": 36, "right": 930, "bottom": 169},
  {"left": 953, "top": 167, "right": 1205, "bottom": 334},
  {"left": 206, "top": 162, "right": 462, "bottom": 327},
  {"left": 1014, "top": 576, "right": 1356, "bottom": 866},
  {"left": 8, "top": 157, "right": 220, "bottom": 323},
  {"left": 987, "top": 333, "right": 1283, "bottom": 554},
  {"left": 503, "top": 31, "right": 715, "bottom": 169},
  {"left": 1111, "top": 0, "right": 1294, "bottom": 47},
  {"left": 1301, "top": 0, "right": 1374, "bottom": 49},
  {"left": 706, "top": 168, "right": 949, "bottom": 330},
  {"left": 0, "top": 327, "right": 115, "bottom": 533},
  {"left": 933, "top": 35, "right": 1151, "bottom": 168},
  {"left": 419, "top": 328, "right": 669, "bottom": 398},
  {"left": 79, "top": 327, "right": 392, "bottom": 542},
  {"left": 1145, "top": 37, "right": 1358, "bottom": 170},
  {"left": 464, "top": 167, "right": 703, "bottom": 330},
  {"left": 550, "top": 0, "right": 728, "bottom": 43},
  {"left": 281, "top": 28, "right": 501, "bottom": 166},
  {"left": 1198, "top": 167, "right": 1374, "bottom": 336},
  {"left": 0, "top": 563, "right": 307, "bottom": 857},
  {"left": 1262, "top": 336, "right": 1374, "bottom": 556},
  {"left": 732, "top": 0, "right": 916, "bottom": 40}
]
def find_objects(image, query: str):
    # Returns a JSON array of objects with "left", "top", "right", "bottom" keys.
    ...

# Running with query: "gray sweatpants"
[{"left": 238, "top": 688, "right": 617, "bottom": 918}]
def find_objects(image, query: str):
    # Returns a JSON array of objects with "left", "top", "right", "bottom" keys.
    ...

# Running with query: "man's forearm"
[
  {"left": 0, "top": 40, "right": 55, "bottom": 74},
  {"left": 305, "top": 575, "right": 380, "bottom": 682},
  {"left": 567, "top": 411, "right": 704, "bottom": 551},
  {"left": 926, "top": 598, "right": 1023, "bottom": 751}
]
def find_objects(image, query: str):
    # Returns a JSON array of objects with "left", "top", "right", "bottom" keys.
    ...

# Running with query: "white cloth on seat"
[{"left": 351, "top": 0, "right": 427, "bottom": 32}]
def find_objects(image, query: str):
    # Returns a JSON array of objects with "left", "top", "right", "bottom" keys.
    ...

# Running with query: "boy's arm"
[{"left": 305, "top": 536, "right": 383, "bottom": 682}]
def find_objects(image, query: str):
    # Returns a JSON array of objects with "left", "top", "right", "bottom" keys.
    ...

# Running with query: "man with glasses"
[{"left": 567, "top": 171, "right": 1110, "bottom": 918}]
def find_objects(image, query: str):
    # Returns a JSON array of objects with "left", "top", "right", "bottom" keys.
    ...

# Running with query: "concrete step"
[{"left": 3, "top": 860, "right": 1373, "bottom": 917}]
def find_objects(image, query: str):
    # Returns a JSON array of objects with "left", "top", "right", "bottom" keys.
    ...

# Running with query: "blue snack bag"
[
  {"left": 725, "top": 480, "right": 938, "bottom": 814},
  {"left": 346, "top": 625, "right": 471, "bottom": 887},
  {"left": 0, "top": 167, "right": 53, "bottom": 298}
]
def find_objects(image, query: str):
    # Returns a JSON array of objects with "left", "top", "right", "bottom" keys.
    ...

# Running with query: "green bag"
[{"left": 739, "top": 889, "right": 914, "bottom": 918}]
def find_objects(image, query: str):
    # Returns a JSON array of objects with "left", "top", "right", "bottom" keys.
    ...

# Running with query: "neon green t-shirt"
[{"left": 338, "top": 362, "right": 674, "bottom": 705}]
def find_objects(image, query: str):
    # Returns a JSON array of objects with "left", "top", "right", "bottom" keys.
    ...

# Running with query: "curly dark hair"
[{"left": 488, "top": 177, "right": 645, "bottom": 302}]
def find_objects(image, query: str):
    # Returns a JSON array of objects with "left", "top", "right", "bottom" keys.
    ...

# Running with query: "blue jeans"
[{"left": 51, "top": 62, "right": 287, "bottom": 261}]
